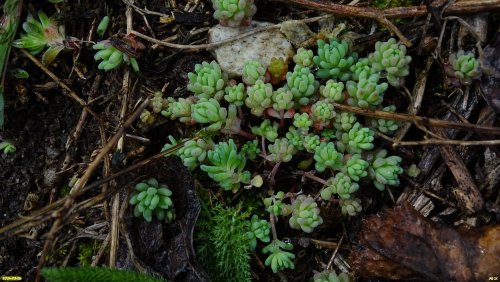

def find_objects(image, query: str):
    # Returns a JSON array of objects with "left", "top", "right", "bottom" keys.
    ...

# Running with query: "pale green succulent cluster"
[
  {"left": 93, "top": 41, "right": 140, "bottom": 72},
  {"left": 313, "top": 270, "right": 351, "bottom": 282},
  {"left": 321, "top": 172, "right": 359, "bottom": 200},
  {"left": 200, "top": 140, "right": 251, "bottom": 192},
  {"left": 211, "top": 0, "right": 257, "bottom": 27},
  {"left": 368, "top": 149, "right": 403, "bottom": 191},
  {"left": 346, "top": 73, "right": 387, "bottom": 108},
  {"left": 246, "top": 215, "right": 271, "bottom": 251},
  {"left": 314, "top": 142, "right": 342, "bottom": 172},
  {"left": 311, "top": 100, "right": 336, "bottom": 125},
  {"left": 129, "top": 178, "right": 175, "bottom": 222},
  {"left": 339, "top": 197, "right": 362, "bottom": 216},
  {"left": 333, "top": 112, "right": 357, "bottom": 131},
  {"left": 192, "top": 98, "right": 228, "bottom": 131},
  {"left": 224, "top": 83, "right": 246, "bottom": 106},
  {"left": 241, "top": 140, "right": 261, "bottom": 160},
  {"left": 242, "top": 60, "right": 266, "bottom": 85},
  {"left": 272, "top": 87, "right": 295, "bottom": 111},
  {"left": 289, "top": 195, "right": 323, "bottom": 233},
  {"left": 369, "top": 105, "right": 399, "bottom": 134},
  {"left": 293, "top": 112, "right": 313, "bottom": 134},
  {"left": 320, "top": 80, "right": 345, "bottom": 102},
  {"left": 293, "top": 47, "right": 314, "bottom": 67},
  {"left": 178, "top": 138, "right": 214, "bottom": 170},
  {"left": 286, "top": 65, "right": 319, "bottom": 105},
  {"left": 262, "top": 240, "right": 295, "bottom": 273},
  {"left": 313, "top": 39, "right": 358, "bottom": 81},
  {"left": 337, "top": 122, "right": 375, "bottom": 153},
  {"left": 368, "top": 38, "right": 412, "bottom": 87},
  {"left": 251, "top": 119, "right": 279, "bottom": 142},
  {"left": 245, "top": 80, "right": 273, "bottom": 116},
  {"left": 445, "top": 50, "right": 481, "bottom": 86},
  {"left": 266, "top": 138, "right": 296, "bottom": 163},
  {"left": 263, "top": 191, "right": 290, "bottom": 216},
  {"left": 13, "top": 11, "right": 66, "bottom": 65},
  {"left": 188, "top": 61, "right": 227, "bottom": 100}
]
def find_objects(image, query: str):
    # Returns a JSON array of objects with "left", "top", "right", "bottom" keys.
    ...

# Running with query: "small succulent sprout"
[
  {"left": 166, "top": 97, "right": 195, "bottom": 123},
  {"left": 245, "top": 79, "right": 273, "bottom": 116},
  {"left": 150, "top": 91, "right": 168, "bottom": 114},
  {"left": 369, "top": 105, "right": 399, "bottom": 134},
  {"left": 286, "top": 65, "right": 319, "bottom": 105},
  {"left": 293, "top": 112, "right": 312, "bottom": 135},
  {"left": 350, "top": 57, "right": 377, "bottom": 81},
  {"left": 285, "top": 126, "right": 305, "bottom": 151},
  {"left": 140, "top": 110, "right": 155, "bottom": 125},
  {"left": 293, "top": 47, "right": 314, "bottom": 67},
  {"left": 246, "top": 215, "right": 271, "bottom": 251},
  {"left": 289, "top": 195, "right": 323, "bottom": 233},
  {"left": 251, "top": 119, "right": 279, "bottom": 142},
  {"left": 314, "top": 142, "right": 343, "bottom": 172},
  {"left": 241, "top": 140, "right": 261, "bottom": 160},
  {"left": 368, "top": 38, "right": 412, "bottom": 87},
  {"left": 313, "top": 270, "right": 351, "bottom": 282},
  {"left": 321, "top": 129, "right": 336, "bottom": 141},
  {"left": 93, "top": 40, "right": 140, "bottom": 72},
  {"left": 187, "top": 61, "right": 227, "bottom": 100},
  {"left": 272, "top": 86, "right": 295, "bottom": 112},
  {"left": 338, "top": 122, "right": 374, "bottom": 153},
  {"left": 0, "top": 141, "right": 16, "bottom": 154},
  {"left": 346, "top": 73, "right": 388, "bottom": 108},
  {"left": 178, "top": 138, "right": 214, "bottom": 170},
  {"left": 303, "top": 134, "right": 321, "bottom": 153},
  {"left": 212, "top": 0, "right": 257, "bottom": 27},
  {"left": 96, "top": 16, "right": 110, "bottom": 38},
  {"left": 263, "top": 240, "right": 295, "bottom": 273},
  {"left": 200, "top": 139, "right": 251, "bottom": 192},
  {"left": 313, "top": 38, "right": 358, "bottom": 81},
  {"left": 266, "top": 138, "right": 296, "bottom": 163},
  {"left": 264, "top": 191, "right": 289, "bottom": 216},
  {"left": 342, "top": 154, "right": 369, "bottom": 181},
  {"left": 320, "top": 80, "right": 345, "bottom": 102},
  {"left": 333, "top": 112, "right": 357, "bottom": 132},
  {"left": 445, "top": 50, "right": 481, "bottom": 86},
  {"left": 162, "top": 135, "right": 180, "bottom": 156},
  {"left": 328, "top": 172, "right": 360, "bottom": 199},
  {"left": 13, "top": 11, "right": 66, "bottom": 65},
  {"left": 267, "top": 57, "right": 289, "bottom": 84},
  {"left": 368, "top": 149, "right": 403, "bottom": 191},
  {"left": 311, "top": 100, "right": 336, "bottom": 129},
  {"left": 191, "top": 98, "right": 228, "bottom": 131},
  {"left": 407, "top": 164, "right": 421, "bottom": 178},
  {"left": 242, "top": 60, "right": 266, "bottom": 85},
  {"left": 224, "top": 82, "right": 246, "bottom": 106},
  {"left": 129, "top": 178, "right": 175, "bottom": 222},
  {"left": 339, "top": 197, "right": 362, "bottom": 216}
]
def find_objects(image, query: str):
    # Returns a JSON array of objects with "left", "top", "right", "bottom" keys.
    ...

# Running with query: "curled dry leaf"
[{"left": 350, "top": 202, "right": 500, "bottom": 281}]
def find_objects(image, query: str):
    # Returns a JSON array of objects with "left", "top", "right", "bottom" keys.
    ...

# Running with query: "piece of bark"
[{"left": 350, "top": 202, "right": 500, "bottom": 281}]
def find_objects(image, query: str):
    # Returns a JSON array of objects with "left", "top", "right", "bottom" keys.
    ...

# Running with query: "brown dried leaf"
[{"left": 350, "top": 202, "right": 500, "bottom": 281}]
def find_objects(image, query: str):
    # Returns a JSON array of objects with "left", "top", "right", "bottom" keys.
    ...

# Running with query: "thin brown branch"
[
  {"left": 331, "top": 103, "right": 500, "bottom": 136},
  {"left": 394, "top": 139, "right": 500, "bottom": 146}
]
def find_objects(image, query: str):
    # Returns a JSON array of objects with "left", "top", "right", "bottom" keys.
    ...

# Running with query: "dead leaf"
[{"left": 350, "top": 202, "right": 500, "bottom": 281}]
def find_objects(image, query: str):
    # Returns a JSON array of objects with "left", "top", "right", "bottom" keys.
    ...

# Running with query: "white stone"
[{"left": 208, "top": 21, "right": 294, "bottom": 78}]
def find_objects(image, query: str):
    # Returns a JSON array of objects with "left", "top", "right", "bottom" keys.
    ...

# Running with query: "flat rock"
[{"left": 208, "top": 21, "right": 294, "bottom": 78}]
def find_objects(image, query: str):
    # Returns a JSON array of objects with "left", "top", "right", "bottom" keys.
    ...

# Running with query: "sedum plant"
[
  {"left": 191, "top": 98, "right": 228, "bottom": 131},
  {"left": 178, "top": 138, "right": 214, "bottom": 170},
  {"left": 245, "top": 79, "right": 273, "bottom": 116},
  {"left": 242, "top": 60, "right": 266, "bottom": 85},
  {"left": 187, "top": 61, "right": 227, "bottom": 100},
  {"left": 289, "top": 195, "right": 323, "bottom": 233},
  {"left": 267, "top": 57, "right": 289, "bottom": 84},
  {"left": 162, "top": 96, "right": 195, "bottom": 123},
  {"left": 350, "top": 57, "right": 377, "bottom": 81},
  {"left": 293, "top": 112, "right": 312, "bottom": 135},
  {"left": 346, "top": 73, "right": 387, "bottom": 108},
  {"left": 129, "top": 178, "right": 175, "bottom": 222},
  {"left": 333, "top": 112, "right": 357, "bottom": 132},
  {"left": 368, "top": 38, "right": 412, "bottom": 87},
  {"left": 445, "top": 50, "right": 481, "bottom": 86},
  {"left": 320, "top": 80, "right": 345, "bottom": 102},
  {"left": 286, "top": 65, "right": 319, "bottom": 105},
  {"left": 266, "top": 138, "right": 296, "bottom": 163},
  {"left": 285, "top": 126, "right": 305, "bottom": 151},
  {"left": 313, "top": 39, "right": 358, "bottom": 81},
  {"left": 246, "top": 215, "right": 271, "bottom": 251},
  {"left": 224, "top": 82, "right": 246, "bottom": 106},
  {"left": 342, "top": 154, "right": 368, "bottom": 181},
  {"left": 0, "top": 140, "right": 16, "bottom": 154},
  {"left": 293, "top": 47, "right": 314, "bottom": 67},
  {"left": 369, "top": 105, "right": 399, "bottom": 134},
  {"left": 13, "top": 11, "right": 67, "bottom": 65},
  {"left": 313, "top": 270, "right": 351, "bottom": 282},
  {"left": 339, "top": 197, "right": 362, "bottom": 216},
  {"left": 322, "top": 172, "right": 359, "bottom": 200},
  {"left": 264, "top": 191, "right": 290, "bottom": 216},
  {"left": 200, "top": 139, "right": 251, "bottom": 192},
  {"left": 251, "top": 119, "right": 279, "bottom": 142},
  {"left": 311, "top": 100, "right": 336, "bottom": 129},
  {"left": 241, "top": 140, "right": 261, "bottom": 160},
  {"left": 211, "top": 0, "right": 257, "bottom": 27},
  {"left": 263, "top": 240, "right": 295, "bottom": 273},
  {"left": 368, "top": 149, "right": 403, "bottom": 191},
  {"left": 93, "top": 40, "right": 140, "bottom": 72},
  {"left": 304, "top": 134, "right": 321, "bottom": 153},
  {"left": 314, "top": 142, "right": 343, "bottom": 172},
  {"left": 337, "top": 122, "right": 374, "bottom": 153},
  {"left": 271, "top": 86, "right": 295, "bottom": 112}
]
